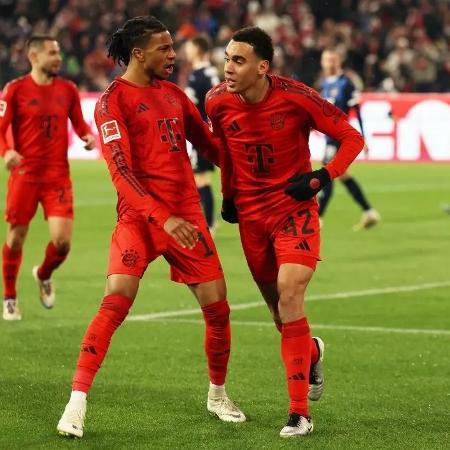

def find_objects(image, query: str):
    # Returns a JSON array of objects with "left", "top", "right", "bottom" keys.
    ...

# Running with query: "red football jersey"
[
  {"left": 0, "top": 74, "right": 91, "bottom": 181},
  {"left": 94, "top": 77, "right": 221, "bottom": 228},
  {"left": 206, "top": 74, "right": 365, "bottom": 219}
]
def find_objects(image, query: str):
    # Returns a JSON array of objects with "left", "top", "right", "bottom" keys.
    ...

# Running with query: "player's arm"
[
  {"left": 285, "top": 87, "right": 364, "bottom": 201},
  {"left": 346, "top": 82, "right": 365, "bottom": 139},
  {"left": 205, "top": 99, "right": 237, "bottom": 223},
  {"left": 95, "top": 100, "right": 171, "bottom": 228},
  {"left": 182, "top": 93, "right": 221, "bottom": 167},
  {"left": 0, "top": 84, "right": 23, "bottom": 170},
  {"left": 68, "top": 83, "right": 95, "bottom": 150}
]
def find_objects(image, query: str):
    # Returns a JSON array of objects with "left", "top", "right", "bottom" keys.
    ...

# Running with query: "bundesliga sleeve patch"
[
  {"left": 101, "top": 120, "right": 121, "bottom": 144},
  {"left": 0, "top": 100, "right": 7, "bottom": 117}
]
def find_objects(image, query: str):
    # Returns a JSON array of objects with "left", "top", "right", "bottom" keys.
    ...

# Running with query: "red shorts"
[
  {"left": 5, "top": 174, "right": 74, "bottom": 225},
  {"left": 108, "top": 209, "right": 224, "bottom": 284},
  {"left": 238, "top": 202, "right": 321, "bottom": 284}
]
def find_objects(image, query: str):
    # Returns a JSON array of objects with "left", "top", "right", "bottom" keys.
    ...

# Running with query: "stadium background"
[{"left": 0, "top": 1, "right": 449, "bottom": 449}]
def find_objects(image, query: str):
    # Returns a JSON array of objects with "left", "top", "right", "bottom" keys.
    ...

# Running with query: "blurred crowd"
[{"left": 0, "top": 0, "right": 449, "bottom": 92}]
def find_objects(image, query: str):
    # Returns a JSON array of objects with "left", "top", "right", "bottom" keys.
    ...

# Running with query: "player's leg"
[
  {"left": 195, "top": 169, "right": 215, "bottom": 232},
  {"left": 34, "top": 179, "right": 75, "bottom": 307},
  {"left": 2, "top": 224, "right": 28, "bottom": 320},
  {"left": 340, "top": 171, "right": 380, "bottom": 230},
  {"left": 167, "top": 212, "right": 245, "bottom": 422},
  {"left": 277, "top": 262, "right": 315, "bottom": 437},
  {"left": 58, "top": 218, "right": 149, "bottom": 438},
  {"left": 3, "top": 174, "right": 39, "bottom": 320},
  {"left": 188, "top": 279, "right": 245, "bottom": 422},
  {"left": 272, "top": 204, "right": 324, "bottom": 436},
  {"left": 32, "top": 217, "right": 73, "bottom": 308}
]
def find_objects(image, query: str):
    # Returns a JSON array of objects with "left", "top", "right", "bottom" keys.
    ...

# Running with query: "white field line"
[
  {"left": 127, "top": 280, "right": 450, "bottom": 322},
  {"left": 135, "top": 318, "right": 450, "bottom": 336}
]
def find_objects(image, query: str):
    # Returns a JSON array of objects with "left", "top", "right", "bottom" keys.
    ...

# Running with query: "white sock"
[
  {"left": 70, "top": 390, "right": 87, "bottom": 403},
  {"left": 208, "top": 383, "right": 225, "bottom": 398}
]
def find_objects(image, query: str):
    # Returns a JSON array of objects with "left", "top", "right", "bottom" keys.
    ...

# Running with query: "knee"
[
  {"left": 277, "top": 275, "right": 309, "bottom": 308},
  {"left": 7, "top": 238, "right": 24, "bottom": 251},
  {"left": 202, "top": 299, "right": 230, "bottom": 327},
  {"left": 53, "top": 239, "right": 71, "bottom": 256},
  {"left": 100, "top": 294, "right": 133, "bottom": 324}
]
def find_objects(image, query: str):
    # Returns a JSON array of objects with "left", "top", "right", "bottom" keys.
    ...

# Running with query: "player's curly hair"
[
  {"left": 232, "top": 27, "right": 274, "bottom": 63},
  {"left": 107, "top": 15, "right": 168, "bottom": 66}
]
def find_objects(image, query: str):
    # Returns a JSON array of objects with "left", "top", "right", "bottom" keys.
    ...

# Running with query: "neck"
[
  {"left": 30, "top": 68, "right": 54, "bottom": 85},
  {"left": 122, "top": 64, "right": 156, "bottom": 86},
  {"left": 239, "top": 75, "right": 270, "bottom": 104}
]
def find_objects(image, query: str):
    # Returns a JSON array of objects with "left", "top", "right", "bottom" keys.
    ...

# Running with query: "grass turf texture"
[{"left": 0, "top": 161, "right": 449, "bottom": 449}]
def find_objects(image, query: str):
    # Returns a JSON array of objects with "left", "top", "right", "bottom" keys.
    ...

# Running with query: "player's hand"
[
  {"left": 221, "top": 197, "right": 239, "bottom": 224},
  {"left": 285, "top": 168, "right": 331, "bottom": 201},
  {"left": 3, "top": 149, "right": 23, "bottom": 171},
  {"left": 163, "top": 216, "right": 199, "bottom": 249},
  {"left": 81, "top": 134, "right": 95, "bottom": 150}
]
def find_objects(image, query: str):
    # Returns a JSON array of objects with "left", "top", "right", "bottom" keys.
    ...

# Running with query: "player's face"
[
  {"left": 184, "top": 41, "right": 198, "bottom": 64},
  {"left": 137, "top": 31, "right": 176, "bottom": 80},
  {"left": 321, "top": 51, "right": 341, "bottom": 76},
  {"left": 32, "top": 40, "right": 62, "bottom": 76},
  {"left": 224, "top": 40, "right": 268, "bottom": 94}
]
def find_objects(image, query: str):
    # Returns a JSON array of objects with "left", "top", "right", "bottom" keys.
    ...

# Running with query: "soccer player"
[
  {"left": 206, "top": 27, "right": 365, "bottom": 437},
  {"left": 318, "top": 48, "right": 380, "bottom": 230},
  {"left": 184, "top": 35, "right": 220, "bottom": 234},
  {"left": 0, "top": 35, "right": 95, "bottom": 321},
  {"left": 57, "top": 16, "right": 245, "bottom": 438}
]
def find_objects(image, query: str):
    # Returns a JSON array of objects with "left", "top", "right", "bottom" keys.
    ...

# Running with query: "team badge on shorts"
[
  {"left": 122, "top": 249, "right": 139, "bottom": 268},
  {"left": 0, "top": 100, "right": 7, "bottom": 117},
  {"left": 101, "top": 120, "right": 121, "bottom": 143}
]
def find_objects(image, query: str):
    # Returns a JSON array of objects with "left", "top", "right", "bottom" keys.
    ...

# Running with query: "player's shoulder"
[
  {"left": 271, "top": 75, "right": 321, "bottom": 104},
  {"left": 2, "top": 75, "right": 29, "bottom": 95},
  {"left": 95, "top": 79, "right": 123, "bottom": 116},
  {"left": 205, "top": 81, "right": 228, "bottom": 105}
]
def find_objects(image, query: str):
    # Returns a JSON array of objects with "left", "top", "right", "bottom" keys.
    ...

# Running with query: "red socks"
[
  {"left": 281, "top": 317, "right": 312, "bottom": 416},
  {"left": 72, "top": 294, "right": 133, "bottom": 393},
  {"left": 275, "top": 319, "right": 319, "bottom": 365},
  {"left": 2, "top": 244, "right": 22, "bottom": 299},
  {"left": 201, "top": 299, "right": 231, "bottom": 386},
  {"left": 37, "top": 241, "right": 69, "bottom": 280}
]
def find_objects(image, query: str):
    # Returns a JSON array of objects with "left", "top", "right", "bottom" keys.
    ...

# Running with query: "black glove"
[
  {"left": 285, "top": 168, "right": 331, "bottom": 201},
  {"left": 221, "top": 197, "right": 239, "bottom": 223}
]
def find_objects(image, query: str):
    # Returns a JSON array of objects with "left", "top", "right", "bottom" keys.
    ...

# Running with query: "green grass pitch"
[{"left": 0, "top": 161, "right": 449, "bottom": 449}]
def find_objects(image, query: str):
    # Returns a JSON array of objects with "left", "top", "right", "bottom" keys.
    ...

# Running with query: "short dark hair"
[
  {"left": 107, "top": 15, "right": 168, "bottom": 66},
  {"left": 231, "top": 27, "right": 274, "bottom": 63},
  {"left": 189, "top": 35, "right": 211, "bottom": 54},
  {"left": 26, "top": 35, "right": 57, "bottom": 51}
]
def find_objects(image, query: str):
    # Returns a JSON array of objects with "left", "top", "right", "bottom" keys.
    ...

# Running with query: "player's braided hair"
[
  {"left": 232, "top": 27, "right": 274, "bottom": 63},
  {"left": 107, "top": 15, "right": 167, "bottom": 66}
]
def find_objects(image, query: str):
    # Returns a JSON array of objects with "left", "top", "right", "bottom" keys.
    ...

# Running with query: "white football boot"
[
  {"left": 57, "top": 398, "right": 87, "bottom": 438},
  {"left": 353, "top": 208, "right": 381, "bottom": 231},
  {"left": 32, "top": 266, "right": 55, "bottom": 309},
  {"left": 280, "top": 414, "right": 313, "bottom": 437},
  {"left": 207, "top": 384, "right": 246, "bottom": 423},
  {"left": 3, "top": 299, "right": 22, "bottom": 321},
  {"left": 308, "top": 337, "right": 325, "bottom": 401}
]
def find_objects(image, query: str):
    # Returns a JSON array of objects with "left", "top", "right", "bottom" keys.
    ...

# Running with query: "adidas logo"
[
  {"left": 82, "top": 345, "right": 97, "bottom": 355},
  {"left": 137, "top": 102, "right": 150, "bottom": 112},
  {"left": 289, "top": 372, "right": 305, "bottom": 381},
  {"left": 226, "top": 120, "right": 240, "bottom": 132},
  {"left": 295, "top": 240, "right": 310, "bottom": 251}
]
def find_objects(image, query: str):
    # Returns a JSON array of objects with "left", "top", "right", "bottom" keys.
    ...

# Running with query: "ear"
[
  {"left": 258, "top": 59, "right": 270, "bottom": 75},
  {"left": 131, "top": 47, "right": 145, "bottom": 62}
]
